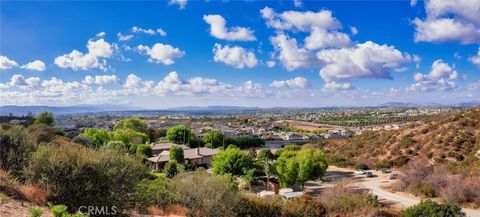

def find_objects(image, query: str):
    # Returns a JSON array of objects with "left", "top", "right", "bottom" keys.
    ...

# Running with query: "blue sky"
[{"left": 1, "top": 0, "right": 479, "bottom": 108}]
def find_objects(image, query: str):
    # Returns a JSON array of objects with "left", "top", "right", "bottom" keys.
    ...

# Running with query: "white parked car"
[{"left": 355, "top": 169, "right": 366, "bottom": 175}]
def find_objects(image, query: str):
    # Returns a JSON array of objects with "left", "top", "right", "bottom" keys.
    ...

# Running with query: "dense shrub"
[
  {"left": 134, "top": 176, "right": 173, "bottom": 209},
  {"left": 163, "top": 161, "right": 184, "bottom": 178},
  {"left": 282, "top": 195, "right": 326, "bottom": 217},
  {"left": 72, "top": 135, "right": 94, "bottom": 148},
  {"left": 136, "top": 144, "right": 152, "bottom": 157},
  {"left": 25, "top": 143, "right": 148, "bottom": 211},
  {"left": 0, "top": 125, "right": 37, "bottom": 175},
  {"left": 169, "top": 170, "right": 238, "bottom": 217},
  {"left": 412, "top": 183, "right": 437, "bottom": 197},
  {"left": 320, "top": 181, "right": 379, "bottom": 214},
  {"left": 234, "top": 196, "right": 282, "bottom": 217},
  {"left": 27, "top": 124, "right": 57, "bottom": 144},
  {"left": 402, "top": 200, "right": 465, "bottom": 217}
]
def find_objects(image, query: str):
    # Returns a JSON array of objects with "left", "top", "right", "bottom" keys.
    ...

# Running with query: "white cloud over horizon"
[
  {"left": 271, "top": 77, "right": 310, "bottom": 89},
  {"left": 409, "top": 59, "right": 459, "bottom": 92}
]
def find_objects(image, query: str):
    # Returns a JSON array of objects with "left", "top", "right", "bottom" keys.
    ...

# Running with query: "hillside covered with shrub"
[{"left": 320, "top": 107, "right": 480, "bottom": 171}]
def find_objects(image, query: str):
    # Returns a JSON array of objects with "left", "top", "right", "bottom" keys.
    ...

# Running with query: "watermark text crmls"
[{"left": 78, "top": 206, "right": 118, "bottom": 215}]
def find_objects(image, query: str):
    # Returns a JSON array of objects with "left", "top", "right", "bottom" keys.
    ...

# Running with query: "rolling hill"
[{"left": 319, "top": 106, "right": 480, "bottom": 170}]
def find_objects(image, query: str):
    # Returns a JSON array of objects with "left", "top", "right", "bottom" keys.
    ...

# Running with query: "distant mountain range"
[
  {"left": 0, "top": 104, "right": 140, "bottom": 116},
  {"left": 165, "top": 106, "right": 261, "bottom": 111},
  {"left": 1, "top": 101, "right": 479, "bottom": 116},
  {"left": 378, "top": 101, "right": 480, "bottom": 108}
]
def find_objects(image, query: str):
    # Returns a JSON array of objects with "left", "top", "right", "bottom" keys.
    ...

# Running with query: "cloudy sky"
[{"left": 1, "top": 0, "right": 479, "bottom": 108}]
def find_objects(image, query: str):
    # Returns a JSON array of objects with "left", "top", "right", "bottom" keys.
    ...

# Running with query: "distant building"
[{"left": 147, "top": 147, "right": 220, "bottom": 170}]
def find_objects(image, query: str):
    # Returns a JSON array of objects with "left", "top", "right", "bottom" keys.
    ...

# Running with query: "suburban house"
[
  {"left": 147, "top": 145, "right": 220, "bottom": 170},
  {"left": 151, "top": 143, "right": 188, "bottom": 156}
]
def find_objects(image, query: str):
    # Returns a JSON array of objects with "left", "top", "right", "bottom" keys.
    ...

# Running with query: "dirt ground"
[{"left": 0, "top": 199, "right": 51, "bottom": 217}]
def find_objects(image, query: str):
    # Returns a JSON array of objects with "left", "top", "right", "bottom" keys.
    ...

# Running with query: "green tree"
[
  {"left": 297, "top": 149, "right": 328, "bottom": 188},
  {"left": 163, "top": 160, "right": 184, "bottom": 178},
  {"left": 402, "top": 200, "right": 465, "bottom": 217},
  {"left": 136, "top": 144, "right": 152, "bottom": 157},
  {"left": 111, "top": 128, "right": 149, "bottom": 145},
  {"left": 166, "top": 125, "right": 192, "bottom": 144},
  {"left": 276, "top": 148, "right": 328, "bottom": 188},
  {"left": 81, "top": 128, "right": 111, "bottom": 147},
  {"left": 146, "top": 128, "right": 167, "bottom": 142},
  {"left": 113, "top": 117, "right": 147, "bottom": 133},
  {"left": 202, "top": 130, "right": 225, "bottom": 148},
  {"left": 169, "top": 146, "right": 185, "bottom": 164},
  {"left": 212, "top": 145, "right": 254, "bottom": 176},
  {"left": 276, "top": 156, "right": 299, "bottom": 187},
  {"left": 257, "top": 149, "right": 275, "bottom": 190},
  {"left": 257, "top": 149, "right": 274, "bottom": 162},
  {"left": 34, "top": 111, "right": 54, "bottom": 126},
  {"left": 242, "top": 168, "right": 256, "bottom": 191}
]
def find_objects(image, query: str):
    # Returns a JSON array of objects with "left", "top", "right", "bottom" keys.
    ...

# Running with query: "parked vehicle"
[
  {"left": 355, "top": 169, "right": 366, "bottom": 175},
  {"left": 366, "top": 172, "right": 373, "bottom": 177},
  {"left": 388, "top": 173, "right": 398, "bottom": 180},
  {"left": 380, "top": 168, "right": 391, "bottom": 174}
]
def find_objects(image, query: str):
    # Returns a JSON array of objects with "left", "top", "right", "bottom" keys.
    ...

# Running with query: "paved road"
[{"left": 322, "top": 166, "right": 480, "bottom": 217}]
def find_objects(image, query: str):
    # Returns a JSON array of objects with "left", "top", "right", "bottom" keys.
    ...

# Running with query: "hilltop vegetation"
[{"left": 320, "top": 107, "right": 480, "bottom": 171}]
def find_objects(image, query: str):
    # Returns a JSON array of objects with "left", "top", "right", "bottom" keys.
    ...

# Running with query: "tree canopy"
[
  {"left": 170, "top": 145, "right": 185, "bottom": 164},
  {"left": 202, "top": 130, "right": 225, "bottom": 148},
  {"left": 276, "top": 148, "right": 328, "bottom": 188},
  {"left": 113, "top": 117, "right": 147, "bottom": 133},
  {"left": 212, "top": 145, "right": 254, "bottom": 176},
  {"left": 34, "top": 111, "right": 54, "bottom": 126},
  {"left": 166, "top": 125, "right": 192, "bottom": 144}
]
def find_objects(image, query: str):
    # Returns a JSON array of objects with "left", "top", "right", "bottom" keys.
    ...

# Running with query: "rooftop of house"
[
  {"left": 147, "top": 147, "right": 220, "bottom": 163},
  {"left": 152, "top": 143, "right": 188, "bottom": 151}
]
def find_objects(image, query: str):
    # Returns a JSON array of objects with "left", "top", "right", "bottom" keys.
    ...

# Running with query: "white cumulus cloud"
[
  {"left": 136, "top": 43, "right": 185, "bottom": 65},
  {"left": 469, "top": 48, "right": 480, "bottom": 68},
  {"left": 0, "top": 56, "right": 18, "bottom": 70},
  {"left": 54, "top": 39, "right": 113, "bottom": 71},
  {"left": 213, "top": 43, "right": 258, "bottom": 69},
  {"left": 413, "top": 0, "right": 480, "bottom": 44},
  {"left": 203, "top": 14, "right": 256, "bottom": 41},
  {"left": 83, "top": 75, "right": 119, "bottom": 85},
  {"left": 323, "top": 81, "right": 353, "bottom": 90},
  {"left": 271, "top": 77, "right": 310, "bottom": 89},
  {"left": 270, "top": 34, "right": 321, "bottom": 71},
  {"left": 21, "top": 60, "right": 46, "bottom": 71},
  {"left": 316, "top": 41, "right": 410, "bottom": 87},
  {"left": 409, "top": 59, "right": 459, "bottom": 91}
]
